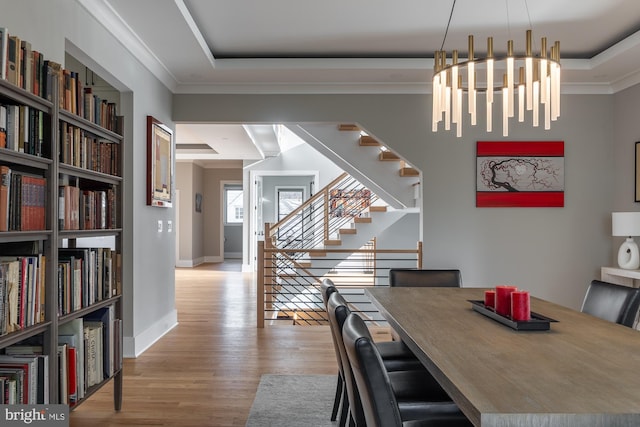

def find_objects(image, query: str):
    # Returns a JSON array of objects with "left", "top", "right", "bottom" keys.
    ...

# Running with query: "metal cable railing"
[{"left": 257, "top": 243, "right": 422, "bottom": 326}]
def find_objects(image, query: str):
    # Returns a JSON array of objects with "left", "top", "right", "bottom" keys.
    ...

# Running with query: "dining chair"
[
  {"left": 320, "top": 278, "right": 348, "bottom": 426},
  {"left": 387, "top": 269, "right": 462, "bottom": 341},
  {"left": 323, "top": 279, "right": 427, "bottom": 426},
  {"left": 342, "top": 312, "right": 473, "bottom": 427},
  {"left": 328, "top": 291, "right": 459, "bottom": 426},
  {"left": 388, "top": 269, "right": 462, "bottom": 288},
  {"left": 581, "top": 279, "right": 640, "bottom": 327}
]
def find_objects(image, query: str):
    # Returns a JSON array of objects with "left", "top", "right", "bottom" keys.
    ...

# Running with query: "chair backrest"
[
  {"left": 581, "top": 280, "right": 640, "bottom": 327},
  {"left": 389, "top": 269, "right": 462, "bottom": 288},
  {"left": 320, "top": 278, "right": 337, "bottom": 307},
  {"left": 327, "top": 291, "right": 367, "bottom": 426},
  {"left": 342, "top": 312, "right": 403, "bottom": 427}
]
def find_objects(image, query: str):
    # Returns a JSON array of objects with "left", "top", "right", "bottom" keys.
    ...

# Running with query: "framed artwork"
[
  {"left": 476, "top": 141, "right": 564, "bottom": 207},
  {"left": 635, "top": 142, "right": 640, "bottom": 202},
  {"left": 195, "top": 193, "right": 203, "bottom": 213},
  {"left": 147, "top": 115, "right": 173, "bottom": 207}
]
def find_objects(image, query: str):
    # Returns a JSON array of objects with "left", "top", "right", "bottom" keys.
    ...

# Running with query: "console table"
[{"left": 601, "top": 266, "right": 640, "bottom": 288}]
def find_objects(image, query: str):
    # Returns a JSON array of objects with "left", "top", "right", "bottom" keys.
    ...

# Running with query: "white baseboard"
[
  {"left": 175, "top": 257, "right": 206, "bottom": 268},
  {"left": 204, "top": 255, "right": 223, "bottom": 263},
  {"left": 123, "top": 309, "right": 178, "bottom": 358},
  {"left": 224, "top": 252, "right": 242, "bottom": 259},
  {"left": 242, "top": 263, "right": 254, "bottom": 273}
]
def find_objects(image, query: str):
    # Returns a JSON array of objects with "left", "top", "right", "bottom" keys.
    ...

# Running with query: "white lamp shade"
[{"left": 612, "top": 212, "right": 640, "bottom": 237}]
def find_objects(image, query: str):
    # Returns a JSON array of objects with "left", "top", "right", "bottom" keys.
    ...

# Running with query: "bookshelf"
[{"left": 0, "top": 47, "right": 124, "bottom": 411}]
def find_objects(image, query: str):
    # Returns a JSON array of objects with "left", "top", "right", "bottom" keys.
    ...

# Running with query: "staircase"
[
  {"left": 258, "top": 171, "right": 421, "bottom": 327},
  {"left": 286, "top": 123, "right": 420, "bottom": 209}
]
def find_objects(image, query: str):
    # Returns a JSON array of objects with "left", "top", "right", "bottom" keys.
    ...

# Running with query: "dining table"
[{"left": 365, "top": 286, "right": 640, "bottom": 427}]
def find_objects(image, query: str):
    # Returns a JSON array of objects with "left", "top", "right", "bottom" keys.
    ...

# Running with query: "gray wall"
[
  {"left": 613, "top": 83, "right": 640, "bottom": 262},
  {"left": 175, "top": 93, "right": 615, "bottom": 309},
  {"left": 203, "top": 168, "right": 243, "bottom": 260},
  {"left": 3, "top": 0, "right": 177, "bottom": 357},
  {"left": 175, "top": 162, "right": 205, "bottom": 264}
]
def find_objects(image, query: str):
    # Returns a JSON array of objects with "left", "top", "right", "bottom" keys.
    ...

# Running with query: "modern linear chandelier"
[{"left": 432, "top": 1, "right": 561, "bottom": 137}]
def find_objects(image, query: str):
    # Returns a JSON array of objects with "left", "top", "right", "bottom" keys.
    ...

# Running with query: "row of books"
[
  {"left": 58, "top": 247, "right": 120, "bottom": 316},
  {"left": 1, "top": 309, "right": 123, "bottom": 404},
  {"left": 0, "top": 104, "right": 47, "bottom": 157},
  {"left": 0, "top": 255, "right": 46, "bottom": 336},
  {"left": 0, "top": 350, "right": 48, "bottom": 404},
  {"left": 0, "top": 27, "right": 123, "bottom": 134},
  {"left": 60, "top": 122, "right": 121, "bottom": 176},
  {"left": 0, "top": 166, "right": 47, "bottom": 232},
  {"left": 59, "top": 185, "right": 117, "bottom": 230},
  {"left": 59, "top": 313, "right": 123, "bottom": 405}
]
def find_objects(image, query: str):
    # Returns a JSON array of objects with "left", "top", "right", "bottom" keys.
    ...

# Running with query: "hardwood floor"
[{"left": 70, "top": 262, "right": 338, "bottom": 426}]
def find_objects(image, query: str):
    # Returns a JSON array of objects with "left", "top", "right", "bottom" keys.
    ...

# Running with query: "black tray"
[{"left": 468, "top": 300, "right": 558, "bottom": 331}]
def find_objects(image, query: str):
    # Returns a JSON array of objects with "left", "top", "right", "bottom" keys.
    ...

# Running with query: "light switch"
[
  {"left": 157, "top": 220, "right": 163, "bottom": 232},
  {"left": 167, "top": 220, "right": 173, "bottom": 232}
]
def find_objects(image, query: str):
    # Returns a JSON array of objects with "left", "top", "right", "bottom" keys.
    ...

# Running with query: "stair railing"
[{"left": 266, "top": 172, "right": 380, "bottom": 258}]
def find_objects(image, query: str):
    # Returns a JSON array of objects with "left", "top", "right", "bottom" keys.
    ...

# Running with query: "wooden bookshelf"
[{"left": 0, "top": 43, "right": 124, "bottom": 411}]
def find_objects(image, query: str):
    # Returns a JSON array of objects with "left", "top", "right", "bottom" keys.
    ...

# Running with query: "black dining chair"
[
  {"left": 320, "top": 278, "right": 348, "bottom": 426},
  {"left": 328, "top": 291, "right": 459, "bottom": 426},
  {"left": 389, "top": 269, "right": 462, "bottom": 288},
  {"left": 342, "top": 312, "right": 473, "bottom": 427},
  {"left": 581, "top": 279, "right": 640, "bottom": 327},
  {"left": 387, "top": 269, "right": 462, "bottom": 341}
]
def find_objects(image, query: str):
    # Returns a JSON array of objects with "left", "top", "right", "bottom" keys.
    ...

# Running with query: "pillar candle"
[
  {"left": 495, "top": 285, "right": 518, "bottom": 317},
  {"left": 484, "top": 290, "right": 496, "bottom": 309},
  {"left": 511, "top": 290, "right": 531, "bottom": 321}
]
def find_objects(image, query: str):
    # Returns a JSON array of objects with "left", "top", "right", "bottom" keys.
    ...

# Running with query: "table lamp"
[{"left": 612, "top": 212, "right": 640, "bottom": 269}]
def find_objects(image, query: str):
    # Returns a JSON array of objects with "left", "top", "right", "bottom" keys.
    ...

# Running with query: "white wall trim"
[
  {"left": 123, "top": 309, "right": 178, "bottom": 358},
  {"left": 175, "top": 257, "right": 205, "bottom": 268},
  {"left": 205, "top": 255, "right": 223, "bottom": 263}
]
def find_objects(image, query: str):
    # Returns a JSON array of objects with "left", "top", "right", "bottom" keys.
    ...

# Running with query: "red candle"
[
  {"left": 495, "top": 285, "right": 518, "bottom": 317},
  {"left": 484, "top": 290, "right": 496, "bottom": 309},
  {"left": 511, "top": 290, "right": 531, "bottom": 321}
]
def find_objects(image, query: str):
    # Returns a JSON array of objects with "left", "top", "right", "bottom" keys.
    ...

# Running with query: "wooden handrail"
[{"left": 267, "top": 172, "right": 348, "bottom": 238}]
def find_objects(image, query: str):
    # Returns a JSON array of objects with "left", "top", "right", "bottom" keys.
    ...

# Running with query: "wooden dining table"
[{"left": 365, "top": 287, "right": 640, "bottom": 427}]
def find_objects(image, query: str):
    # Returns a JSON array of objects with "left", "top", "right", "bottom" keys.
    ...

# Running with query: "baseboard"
[
  {"left": 242, "top": 263, "right": 253, "bottom": 273},
  {"left": 175, "top": 257, "right": 206, "bottom": 267},
  {"left": 124, "top": 309, "right": 178, "bottom": 358},
  {"left": 204, "top": 255, "right": 223, "bottom": 263},
  {"left": 224, "top": 252, "right": 242, "bottom": 259}
]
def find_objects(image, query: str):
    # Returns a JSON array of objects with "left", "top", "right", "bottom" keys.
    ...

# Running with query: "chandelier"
[{"left": 431, "top": 3, "right": 561, "bottom": 137}]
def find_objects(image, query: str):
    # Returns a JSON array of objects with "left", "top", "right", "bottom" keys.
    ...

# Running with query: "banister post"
[
  {"left": 257, "top": 240, "right": 265, "bottom": 328},
  {"left": 417, "top": 241, "right": 423, "bottom": 269}
]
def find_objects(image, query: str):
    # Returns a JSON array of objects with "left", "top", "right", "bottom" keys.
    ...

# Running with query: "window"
[{"left": 224, "top": 185, "right": 243, "bottom": 224}]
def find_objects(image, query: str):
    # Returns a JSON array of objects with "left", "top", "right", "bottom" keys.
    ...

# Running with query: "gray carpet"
[{"left": 246, "top": 374, "right": 339, "bottom": 427}]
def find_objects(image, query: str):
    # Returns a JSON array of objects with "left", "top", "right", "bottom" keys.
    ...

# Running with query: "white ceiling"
[{"left": 80, "top": 0, "right": 640, "bottom": 163}]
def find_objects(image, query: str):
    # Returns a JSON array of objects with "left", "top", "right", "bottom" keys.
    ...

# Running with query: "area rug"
[{"left": 245, "top": 374, "right": 338, "bottom": 427}]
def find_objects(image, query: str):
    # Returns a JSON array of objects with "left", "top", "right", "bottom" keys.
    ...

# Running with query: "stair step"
[
  {"left": 339, "top": 228, "right": 357, "bottom": 235},
  {"left": 338, "top": 124, "right": 359, "bottom": 131},
  {"left": 359, "top": 135, "right": 380, "bottom": 146},
  {"left": 379, "top": 151, "right": 400, "bottom": 161},
  {"left": 324, "top": 239, "right": 342, "bottom": 246},
  {"left": 400, "top": 167, "right": 419, "bottom": 177},
  {"left": 354, "top": 217, "right": 372, "bottom": 223},
  {"left": 368, "top": 206, "right": 387, "bottom": 212}
]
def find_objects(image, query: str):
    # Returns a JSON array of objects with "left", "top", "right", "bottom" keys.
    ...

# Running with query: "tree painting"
[
  {"left": 477, "top": 157, "right": 564, "bottom": 192},
  {"left": 476, "top": 141, "right": 564, "bottom": 207}
]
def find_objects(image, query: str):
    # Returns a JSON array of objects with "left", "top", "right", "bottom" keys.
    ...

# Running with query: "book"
[
  {"left": 0, "top": 105, "right": 6, "bottom": 148},
  {"left": 59, "top": 318, "right": 85, "bottom": 401},
  {"left": 0, "top": 165, "right": 11, "bottom": 232},
  {"left": 85, "top": 306, "right": 115, "bottom": 377},
  {"left": 0, "top": 27, "right": 8, "bottom": 81},
  {"left": 6, "top": 35, "right": 19, "bottom": 86}
]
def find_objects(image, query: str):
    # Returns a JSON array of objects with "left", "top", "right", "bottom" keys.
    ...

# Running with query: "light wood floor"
[{"left": 70, "top": 262, "right": 339, "bottom": 426}]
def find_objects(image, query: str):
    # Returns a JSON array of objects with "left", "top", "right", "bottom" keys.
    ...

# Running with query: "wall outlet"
[
  {"left": 157, "top": 220, "right": 163, "bottom": 232},
  {"left": 167, "top": 220, "right": 173, "bottom": 232}
]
